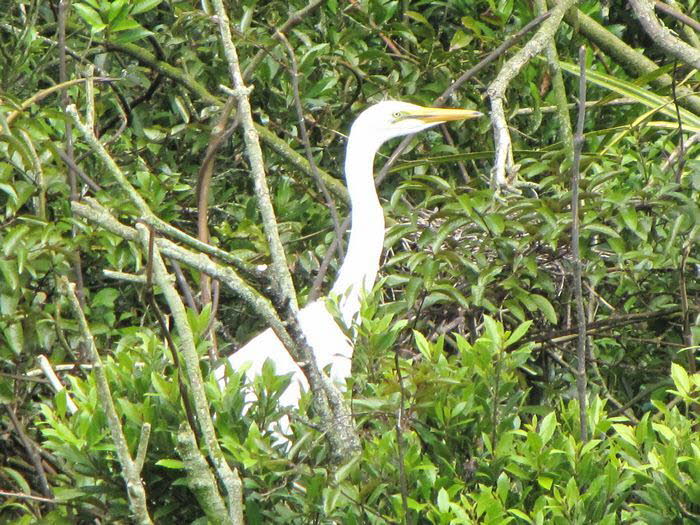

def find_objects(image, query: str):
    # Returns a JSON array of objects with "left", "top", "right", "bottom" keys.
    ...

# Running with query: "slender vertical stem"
[
  {"left": 211, "top": 0, "right": 298, "bottom": 312},
  {"left": 571, "top": 46, "right": 589, "bottom": 443},
  {"left": 59, "top": 278, "right": 153, "bottom": 524},
  {"left": 58, "top": 0, "right": 88, "bottom": 358}
]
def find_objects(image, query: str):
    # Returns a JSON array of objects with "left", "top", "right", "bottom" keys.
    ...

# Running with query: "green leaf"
[
  {"left": 449, "top": 30, "right": 472, "bottom": 51},
  {"left": 538, "top": 412, "right": 557, "bottom": 446},
  {"left": 414, "top": 330, "right": 433, "bottom": 361},
  {"left": 111, "top": 17, "right": 142, "bottom": 32},
  {"left": 537, "top": 476, "right": 553, "bottom": 490},
  {"left": 131, "top": 0, "right": 163, "bottom": 14},
  {"left": 92, "top": 287, "right": 119, "bottom": 309},
  {"left": 612, "top": 423, "right": 637, "bottom": 446},
  {"left": 509, "top": 508, "right": 534, "bottom": 523},
  {"left": 530, "top": 294, "right": 557, "bottom": 324},
  {"left": 670, "top": 362, "right": 690, "bottom": 396},
  {"left": 107, "top": 0, "right": 128, "bottom": 22},
  {"left": 156, "top": 459, "right": 185, "bottom": 469},
  {"left": 505, "top": 320, "right": 532, "bottom": 347},
  {"left": 483, "top": 315, "right": 501, "bottom": 347},
  {"left": 436, "top": 487, "right": 449, "bottom": 513},
  {"left": 584, "top": 223, "right": 621, "bottom": 238},
  {"left": 74, "top": 3, "right": 106, "bottom": 32}
]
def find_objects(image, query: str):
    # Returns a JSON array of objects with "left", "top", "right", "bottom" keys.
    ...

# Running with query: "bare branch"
[
  {"left": 37, "top": 355, "right": 78, "bottom": 415},
  {"left": 629, "top": 0, "right": 700, "bottom": 68},
  {"left": 212, "top": 0, "right": 298, "bottom": 312},
  {"left": 655, "top": 0, "right": 700, "bottom": 33},
  {"left": 486, "top": 0, "right": 578, "bottom": 188},
  {"left": 571, "top": 46, "right": 589, "bottom": 442},
  {"left": 58, "top": 277, "right": 153, "bottom": 524}
]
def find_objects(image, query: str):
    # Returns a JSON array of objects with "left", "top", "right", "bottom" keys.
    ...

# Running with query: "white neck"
[{"left": 330, "top": 133, "right": 385, "bottom": 326}]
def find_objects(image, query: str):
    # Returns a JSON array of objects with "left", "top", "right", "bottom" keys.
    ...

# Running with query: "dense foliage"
[{"left": 1, "top": 0, "right": 699, "bottom": 523}]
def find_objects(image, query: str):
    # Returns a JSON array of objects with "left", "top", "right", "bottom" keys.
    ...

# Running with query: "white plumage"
[{"left": 216, "top": 101, "right": 482, "bottom": 420}]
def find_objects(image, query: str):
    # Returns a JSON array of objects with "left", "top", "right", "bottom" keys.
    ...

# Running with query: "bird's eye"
[{"left": 392, "top": 111, "right": 405, "bottom": 120}]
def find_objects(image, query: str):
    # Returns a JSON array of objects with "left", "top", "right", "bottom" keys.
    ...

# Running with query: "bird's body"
[{"left": 216, "top": 101, "right": 481, "bottom": 417}]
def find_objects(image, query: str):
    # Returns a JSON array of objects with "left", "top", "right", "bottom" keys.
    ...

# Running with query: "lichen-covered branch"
[
  {"left": 72, "top": 199, "right": 285, "bottom": 337},
  {"left": 555, "top": 4, "right": 700, "bottom": 115},
  {"left": 134, "top": 224, "right": 244, "bottom": 524},
  {"left": 486, "top": 0, "right": 578, "bottom": 187},
  {"left": 73, "top": 198, "right": 359, "bottom": 459},
  {"left": 175, "top": 424, "right": 234, "bottom": 525},
  {"left": 211, "top": 0, "right": 360, "bottom": 459},
  {"left": 58, "top": 277, "right": 153, "bottom": 525},
  {"left": 212, "top": 0, "right": 298, "bottom": 313},
  {"left": 65, "top": 104, "right": 258, "bottom": 277},
  {"left": 629, "top": 0, "right": 700, "bottom": 69}
]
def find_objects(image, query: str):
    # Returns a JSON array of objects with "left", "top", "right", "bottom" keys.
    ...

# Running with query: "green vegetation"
[{"left": 1, "top": 0, "right": 698, "bottom": 522}]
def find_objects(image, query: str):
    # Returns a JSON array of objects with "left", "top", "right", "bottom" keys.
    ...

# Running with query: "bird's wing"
[{"left": 215, "top": 300, "right": 353, "bottom": 408}]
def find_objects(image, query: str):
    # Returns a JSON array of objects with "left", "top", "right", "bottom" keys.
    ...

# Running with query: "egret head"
[{"left": 350, "top": 100, "right": 483, "bottom": 146}]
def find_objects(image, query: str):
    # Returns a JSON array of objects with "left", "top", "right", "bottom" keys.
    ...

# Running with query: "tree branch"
[
  {"left": 58, "top": 277, "right": 153, "bottom": 524},
  {"left": 571, "top": 46, "right": 589, "bottom": 442},
  {"left": 486, "top": 0, "right": 578, "bottom": 188},
  {"left": 630, "top": 0, "right": 700, "bottom": 68},
  {"left": 134, "top": 224, "right": 244, "bottom": 524}
]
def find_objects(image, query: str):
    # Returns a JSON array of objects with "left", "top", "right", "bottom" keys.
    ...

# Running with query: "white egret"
[{"left": 216, "top": 101, "right": 482, "bottom": 413}]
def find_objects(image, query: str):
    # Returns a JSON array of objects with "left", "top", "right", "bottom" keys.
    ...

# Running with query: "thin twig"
[
  {"left": 571, "top": 46, "right": 589, "bottom": 443},
  {"left": 170, "top": 260, "right": 198, "bottom": 312},
  {"left": 679, "top": 241, "right": 696, "bottom": 374},
  {"left": 6, "top": 77, "right": 113, "bottom": 126},
  {"left": 51, "top": 146, "right": 102, "bottom": 192},
  {"left": 57, "top": 1, "right": 90, "bottom": 362},
  {"left": 670, "top": 62, "right": 686, "bottom": 184},
  {"left": 242, "top": 0, "right": 326, "bottom": 81},
  {"left": 655, "top": 0, "right": 700, "bottom": 32},
  {"left": 310, "top": 216, "right": 351, "bottom": 300},
  {"left": 0, "top": 490, "right": 55, "bottom": 504},
  {"left": 100, "top": 39, "right": 349, "bottom": 203},
  {"left": 277, "top": 31, "right": 345, "bottom": 287},
  {"left": 196, "top": 96, "right": 236, "bottom": 345},
  {"left": 5, "top": 406, "right": 54, "bottom": 502}
]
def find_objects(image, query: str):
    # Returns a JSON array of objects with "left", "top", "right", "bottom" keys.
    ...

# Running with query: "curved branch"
[
  {"left": 101, "top": 40, "right": 349, "bottom": 204},
  {"left": 486, "top": 0, "right": 578, "bottom": 188},
  {"left": 554, "top": 4, "right": 700, "bottom": 115},
  {"left": 630, "top": 0, "right": 700, "bottom": 68}
]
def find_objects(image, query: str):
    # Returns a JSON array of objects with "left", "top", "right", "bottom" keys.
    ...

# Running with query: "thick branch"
[
  {"left": 135, "top": 224, "right": 244, "bottom": 524},
  {"left": 58, "top": 278, "right": 153, "bottom": 524},
  {"left": 212, "top": 0, "right": 299, "bottom": 311},
  {"left": 629, "top": 0, "right": 700, "bottom": 69},
  {"left": 555, "top": 5, "right": 700, "bottom": 115},
  {"left": 486, "top": 0, "right": 578, "bottom": 187}
]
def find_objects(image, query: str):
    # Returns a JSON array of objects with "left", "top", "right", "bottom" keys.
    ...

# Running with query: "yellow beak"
[{"left": 407, "top": 106, "right": 483, "bottom": 123}]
